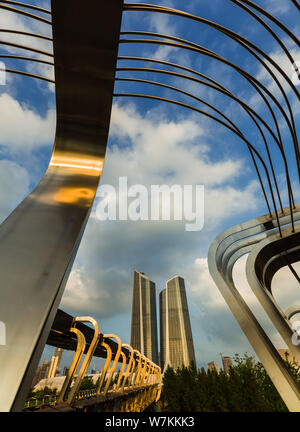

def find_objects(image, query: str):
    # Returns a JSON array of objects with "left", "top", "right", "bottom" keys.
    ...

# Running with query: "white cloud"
[
  {"left": 0, "top": 92, "right": 55, "bottom": 151},
  {"left": 62, "top": 102, "right": 262, "bottom": 320},
  {"left": 0, "top": 159, "right": 30, "bottom": 223},
  {"left": 263, "top": 0, "right": 291, "bottom": 15},
  {"left": 249, "top": 44, "right": 300, "bottom": 111},
  {"left": 0, "top": 9, "right": 54, "bottom": 87}
]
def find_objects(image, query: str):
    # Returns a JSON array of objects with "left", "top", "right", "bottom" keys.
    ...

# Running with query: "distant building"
[
  {"left": 130, "top": 270, "right": 159, "bottom": 364},
  {"left": 31, "top": 360, "right": 50, "bottom": 387},
  {"left": 62, "top": 366, "right": 69, "bottom": 376},
  {"left": 160, "top": 276, "right": 196, "bottom": 372},
  {"left": 47, "top": 348, "right": 63, "bottom": 378},
  {"left": 222, "top": 356, "right": 233, "bottom": 374},
  {"left": 208, "top": 361, "right": 219, "bottom": 373},
  {"left": 33, "top": 373, "right": 101, "bottom": 392}
]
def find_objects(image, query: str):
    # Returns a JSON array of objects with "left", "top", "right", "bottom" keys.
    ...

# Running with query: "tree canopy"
[{"left": 161, "top": 353, "right": 300, "bottom": 412}]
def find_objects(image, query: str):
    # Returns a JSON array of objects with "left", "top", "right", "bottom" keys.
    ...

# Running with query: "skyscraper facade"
[
  {"left": 47, "top": 348, "right": 63, "bottom": 378},
  {"left": 208, "top": 361, "right": 219, "bottom": 373},
  {"left": 160, "top": 276, "right": 196, "bottom": 371},
  {"left": 130, "top": 270, "right": 159, "bottom": 364},
  {"left": 222, "top": 356, "right": 233, "bottom": 375}
]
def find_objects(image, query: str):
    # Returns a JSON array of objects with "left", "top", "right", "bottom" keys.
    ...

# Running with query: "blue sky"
[{"left": 0, "top": 0, "right": 300, "bottom": 373}]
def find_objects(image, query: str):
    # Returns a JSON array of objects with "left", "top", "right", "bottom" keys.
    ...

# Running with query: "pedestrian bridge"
[{"left": 24, "top": 309, "right": 161, "bottom": 412}]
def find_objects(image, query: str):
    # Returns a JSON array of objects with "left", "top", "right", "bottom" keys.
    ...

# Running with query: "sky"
[{"left": 0, "top": 0, "right": 300, "bottom": 373}]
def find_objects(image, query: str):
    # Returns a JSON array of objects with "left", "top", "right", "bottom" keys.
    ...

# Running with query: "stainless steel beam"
[{"left": 0, "top": 0, "right": 124, "bottom": 412}]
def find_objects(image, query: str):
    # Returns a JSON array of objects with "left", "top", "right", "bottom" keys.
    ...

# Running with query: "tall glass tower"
[
  {"left": 130, "top": 270, "right": 159, "bottom": 364},
  {"left": 160, "top": 276, "right": 196, "bottom": 371}
]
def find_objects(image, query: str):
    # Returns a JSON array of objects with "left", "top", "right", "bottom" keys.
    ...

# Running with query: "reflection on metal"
[
  {"left": 133, "top": 350, "right": 142, "bottom": 387},
  {"left": 96, "top": 342, "right": 112, "bottom": 396},
  {"left": 1, "top": 0, "right": 299, "bottom": 413},
  {"left": 65, "top": 317, "right": 100, "bottom": 404},
  {"left": 121, "top": 344, "right": 134, "bottom": 391},
  {"left": 0, "top": 0, "right": 124, "bottom": 412},
  {"left": 286, "top": 305, "right": 300, "bottom": 321},
  {"left": 116, "top": 351, "right": 127, "bottom": 391},
  {"left": 56, "top": 327, "right": 86, "bottom": 404},
  {"left": 26, "top": 315, "right": 161, "bottom": 411},
  {"left": 103, "top": 334, "right": 122, "bottom": 395},
  {"left": 208, "top": 204, "right": 300, "bottom": 412},
  {"left": 116, "top": 2, "right": 300, "bottom": 411}
]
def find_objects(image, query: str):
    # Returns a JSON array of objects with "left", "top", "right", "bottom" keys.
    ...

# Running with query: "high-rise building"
[
  {"left": 160, "top": 276, "right": 196, "bottom": 372},
  {"left": 47, "top": 348, "right": 63, "bottom": 378},
  {"left": 130, "top": 270, "right": 159, "bottom": 364},
  {"left": 31, "top": 360, "right": 50, "bottom": 387},
  {"left": 222, "top": 356, "right": 233, "bottom": 374},
  {"left": 208, "top": 361, "right": 219, "bottom": 373},
  {"left": 62, "top": 366, "right": 69, "bottom": 376}
]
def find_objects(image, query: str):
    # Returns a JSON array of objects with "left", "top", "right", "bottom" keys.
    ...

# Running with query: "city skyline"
[
  {"left": 160, "top": 276, "right": 196, "bottom": 371},
  {"left": 130, "top": 270, "right": 159, "bottom": 364}
]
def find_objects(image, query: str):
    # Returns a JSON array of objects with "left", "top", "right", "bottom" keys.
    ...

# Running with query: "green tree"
[{"left": 161, "top": 353, "right": 300, "bottom": 412}]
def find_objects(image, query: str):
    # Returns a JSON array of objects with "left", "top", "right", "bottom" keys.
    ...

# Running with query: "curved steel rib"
[
  {"left": 208, "top": 204, "right": 300, "bottom": 411},
  {"left": 0, "top": 0, "right": 124, "bottom": 412}
]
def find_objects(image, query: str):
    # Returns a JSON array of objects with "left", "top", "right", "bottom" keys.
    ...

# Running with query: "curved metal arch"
[
  {"left": 115, "top": 76, "right": 274, "bottom": 215},
  {"left": 0, "top": 54, "right": 53, "bottom": 65},
  {"left": 123, "top": 4, "right": 300, "bottom": 100},
  {"left": 102, "top": 333, "right": 122, "bottom": 395},
  {"left": 0, "top": 0, "right": 124, "bottom": 412},
  {"left": 56, "top": 327, "right": 86, "bottom": 404},
  {"left": 116, "top": 65, "right": 286, "bottom": 158},
  {"left": 116, "top": 350, "right": 127, "bottom": 391},
  {"left": 116, "top": 66, "right": 295, "bottom": 215},
  {"left": 237, "top": 0, "right": 300, "bottom": 46},
  {"left": 5, "top": 68, "right": 54, "bottom": 83},
  {"left": 114, "top": 92, "right": 284, "bottom": 235},
  {"left": 119, "top": 39, "right": 299, "bottom": 175},
  {"left": 133, "top": 350, "right": 142, "bottom": 386},
  {"left": 0, "top": 1, "right": 52, "bottom": 14},
  {"left": 230, "top": 0, "right": 300, "bottom": 80},
  {"left": 117, "top": 55, "right": 289, "bottom": 199},
  {"left": 285, "top": 304, "right": 300, "bottom": 321},
  {"left": 119, "top": 32, "right": 298, "bottom": 175},
  {"left": 66, "top": 316, "right": 101, "bottom": 404},
  {"left": 0, "top": 4, "right": 52, "bottom": 24},
  {"left": 118, "top": 56, "right": 237, "bottom": 93},
  {"left": 120, "top": 30, "right": 216, "bottom": 55},
  {"left": 122, "top": 7, "right": 300, "bottom": 175},
  {"left": 208, "top": 206, "right": 300, "bottom": 411},
  {"left": 119, "top": 31, "right": 297, "bottom": 143},
  {"left": 290, "top": 0, "right": 300, "bottom": 12},
  {"left": 0, "top": 39, "right": 53, "bottom": 57},
  {"left": 0, "top": 29, "right": 52, "bottom": 41},
  {"left": 121, "top": 344, "right": 135, "bottom": 390}
]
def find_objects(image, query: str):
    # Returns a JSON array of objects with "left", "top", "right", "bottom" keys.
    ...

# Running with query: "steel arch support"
[
  {"left": 208, "top": 209, "right": 300, "bottom": 412},
  {"left": 0, "top": 0, "right": 123, "bottom": 412}
]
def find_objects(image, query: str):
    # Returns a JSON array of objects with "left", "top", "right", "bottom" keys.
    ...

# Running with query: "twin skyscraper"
[{"left": 130, "top": 270, "right": 196, "bottom": 372}]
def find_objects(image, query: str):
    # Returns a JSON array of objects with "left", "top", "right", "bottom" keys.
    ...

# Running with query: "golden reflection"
[
  {"left": 49, "top": 155, "right": 104, "bottom": 173},
  {"left": 54, "top": 187, "right": 94, "bottom": 204}
]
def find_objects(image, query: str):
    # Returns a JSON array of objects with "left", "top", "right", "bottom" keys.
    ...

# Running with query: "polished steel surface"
[
  {"left": 0, "top": 0, "right": 124, "bottom": 412},
  {"left": 96, "top": 341, "right": 113, "bottom": 396},
  {"left": 66, "top": 317, "right": 100, "bottom": 404},
  {"left": 208, "top": 204, "right": 300, "bottom": 411},
  {"left": 103, "top": 334, "right": 122, "bottom": 395},
  {"left": 56, "top": 327, "right": 86, "bottom": 404}
]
